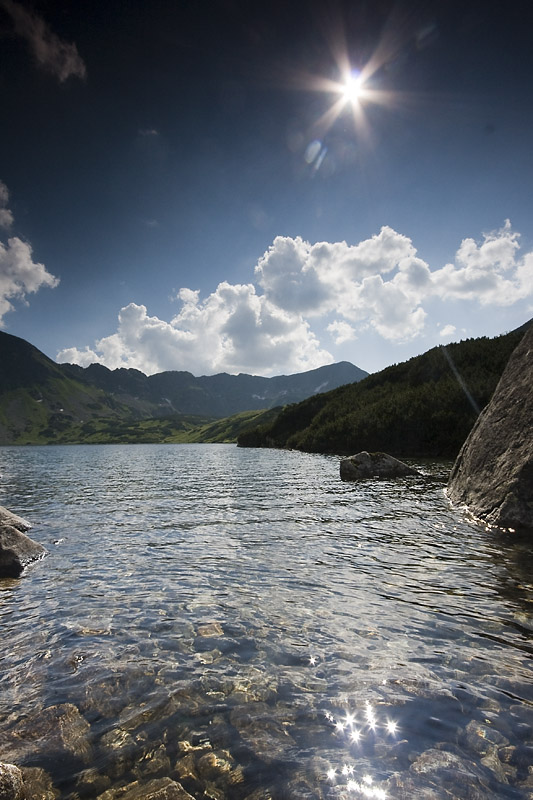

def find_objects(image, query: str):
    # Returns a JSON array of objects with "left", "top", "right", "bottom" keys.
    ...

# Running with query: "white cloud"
[
  {"left": 0, "top": 180, "right": 59, "bottom": 323},
  {"left": 0, "top": 237, "right": 59, "bottom": 324},
  {"left": 1, "top": 0, "right": 86, "bottom": 82},
  {"left": 57, "top": 221, "right": 533, "bottom": 376},
  {"left": 58, "top": 288, "right": 332, "bottom": 377},
  {"left": 0, "top": 181, "right": 14, "bottom": 229},
  {"left": 256, "top": 227, "right": 428, "bottom": 340},
  {"left": 431, "top": 221, "right": 529, "bottom": 306},
  {"left": 439, "top": 324, "right": 456, "bottom": 338},
  {"left": 255, "top": 226, "right": 416, "bottom": 318},
  {"left": 327, "top": 320, "right": 357, "bottom": 345}
]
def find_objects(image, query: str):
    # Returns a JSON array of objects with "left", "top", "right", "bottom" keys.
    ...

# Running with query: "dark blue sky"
[{"left": 1, "top": 0, "right": 532, "bottom": 375}]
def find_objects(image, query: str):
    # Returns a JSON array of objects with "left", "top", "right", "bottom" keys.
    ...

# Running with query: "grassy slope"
[
  {"left": 58, "top": 408, "right": 280, "bottom": 445},
  {"left": 237, "top": 329, "right": 525, "bottom": 458},
  {"left": 0, "top": 377, "right": 143, "bottom": 445}
]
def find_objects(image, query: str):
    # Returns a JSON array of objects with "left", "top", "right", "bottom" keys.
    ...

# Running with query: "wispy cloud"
[
  {"left": 57, "top": 222, "right": 533, "bottom": 376},
  {"left": 1, "top": 0, "right": 86, "bottom": 82}
]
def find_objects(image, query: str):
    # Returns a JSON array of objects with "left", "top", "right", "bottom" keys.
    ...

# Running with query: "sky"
[{"left": 0, "top": 0, "right": 532, "bottom": 377}]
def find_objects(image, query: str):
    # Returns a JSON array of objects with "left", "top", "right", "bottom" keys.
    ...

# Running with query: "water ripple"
[{"left": 0, "top": 444, "right": 532, "bottom": 798}]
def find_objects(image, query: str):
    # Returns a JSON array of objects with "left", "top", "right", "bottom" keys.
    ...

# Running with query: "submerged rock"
[
  {"left": 20, "top": 766, "right": 59, "bottom": 799},
  {"left": 409, "top": 747, "right": 499, "bottom": 798},
  {"left": 0, "top": 523, "right": 46, "bottom": 578},
  {"left": 3, "top": 703, "right": 92, "bottom": 768},
  {"left": 447, "top": 323, "right": 533, "bottom": 530},
  {"left": 74, "top": 767, "right": 111, "bottom": 798},
  {"left": 0, "top": 762, "right": 25, "bottom": 800},
  {"left": 340, "top": 451, "right": 420, "bottom": 481},
  {"left": 96, "top": 777, "right": 195, "bottom": 800}
]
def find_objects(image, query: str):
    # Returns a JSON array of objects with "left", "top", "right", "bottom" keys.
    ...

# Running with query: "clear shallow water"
[{"left": 0, "top": 443, "right": 532, "bottom": 799}]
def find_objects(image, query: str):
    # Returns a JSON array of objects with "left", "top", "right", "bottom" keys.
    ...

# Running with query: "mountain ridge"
[{"left": 0, "top": 331, "right": 367, "bottom": 444}]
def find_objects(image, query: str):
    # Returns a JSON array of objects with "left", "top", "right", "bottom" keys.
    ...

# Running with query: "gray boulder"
[
  {"left": 0, "top": 505, "right": 32, "bottom": 531},
  {"left": 340, "top": 451, "right": 420, "bottom": 481},
  {"left": 0, "top": 523, "right": 46, "bottom": 578},
  {"left": 447, "top": 324, "right": 533, "bottom": 530}
]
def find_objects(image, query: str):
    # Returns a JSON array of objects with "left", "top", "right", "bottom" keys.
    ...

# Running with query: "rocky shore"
[{"left": 448, "top": 324, "right": 533, "bottom": 531}]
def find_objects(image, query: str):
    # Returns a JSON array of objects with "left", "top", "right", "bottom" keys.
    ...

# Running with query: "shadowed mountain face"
[{"left": 0, "top": 332, "right": 368, "bottom": 444}]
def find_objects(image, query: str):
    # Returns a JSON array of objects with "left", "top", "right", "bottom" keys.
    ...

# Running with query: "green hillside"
[
  {"left": 39, "top": 407, "right": 280, "bottom": 445},
  {"left": 237, "top": 327, "right": 528, "bottom": 458}
]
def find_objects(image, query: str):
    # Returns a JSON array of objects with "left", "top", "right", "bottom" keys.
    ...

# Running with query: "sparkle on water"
[{"left": 0, "top": 443, "right": 532, "bottom": 799}]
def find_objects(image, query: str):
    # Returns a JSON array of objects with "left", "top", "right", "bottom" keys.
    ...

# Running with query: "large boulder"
[
  {"left": 447, "top": 324, "right": 533, "bottom": 530},
  {"left": 0, "top": 523, "right": 46, "bottom": 578},
  {"left": 340, "top": 451, "right": 420, "bottom": 480}
]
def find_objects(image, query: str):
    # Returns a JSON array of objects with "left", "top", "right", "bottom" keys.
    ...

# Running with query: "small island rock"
[
  {"left": 0, "top": 523, "right": 46, "bottom": 578},
  {"left": 447, "top": 323, "right": 533, "bottom": 530},
  {"left": 340, "top": 451, "right": 420, "bottom": 481}
]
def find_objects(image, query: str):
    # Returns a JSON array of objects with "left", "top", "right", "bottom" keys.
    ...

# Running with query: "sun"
[{"left": 341, "top": 71, "right": 364, "bottom": 104}]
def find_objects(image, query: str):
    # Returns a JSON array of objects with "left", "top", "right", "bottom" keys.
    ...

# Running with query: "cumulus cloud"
[
  {"left": 255, "top": 227, "right": 428, "bottom": 340},
  {"left": 431, "top": 221, "right": 530, "bottom": 306},
  {"left": 58, "top": 287, "right": 332, "bottom": 377},
  {"left": 57, "top": 220, "right": 533, "bottom": 376},
  {"left": 0, "top": 236, "right": 59, "bottom": 324},
  {"left": 1, "top": 0, "right": 86, "bottom": 82},
  {"left": 0, "top": 180, "right": 59, "bottom": 324}
]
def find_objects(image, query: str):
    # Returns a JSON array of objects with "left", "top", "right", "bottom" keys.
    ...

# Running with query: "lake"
[{"left": 0, "top": 443, "right": 532, "bottom": 799}]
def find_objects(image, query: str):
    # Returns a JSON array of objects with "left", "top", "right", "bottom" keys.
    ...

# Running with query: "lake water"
[{"left": 0, "top": 444, "right": 532, "bottom": 799}]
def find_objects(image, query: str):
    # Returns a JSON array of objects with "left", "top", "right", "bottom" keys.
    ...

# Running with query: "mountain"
[
  {"left": 0, "top": 331, "right": 367, "bottom": 444},
  {"left": 0, "top": 333, "right": 140, "bottom": 444},
  {"left": 237, "top": 323, "right": 531, "bottom": 459},
  {"left": 62, "top": 358, "right": 367, "bottom": 417}
]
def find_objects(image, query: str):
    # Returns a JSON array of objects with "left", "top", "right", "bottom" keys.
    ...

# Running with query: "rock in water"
[
  {"left": 447, "top": 324, "right": 533, "bottom": 530},
  {"left": 0, "top": 523, "right": 46, "bottom": 578},
  {"left": 0, "top": 505, "right": 32, "bottom": 531},
  {"left": 340, "top": 451, "right": 420, "bottom": 480},
  {"left": 0, "top": 762, "right": 25, "bottom": 800}
]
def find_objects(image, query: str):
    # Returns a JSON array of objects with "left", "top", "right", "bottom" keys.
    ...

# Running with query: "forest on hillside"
[{"left": 237, "top": 329, "right": 525, "bottom": 458}]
